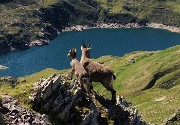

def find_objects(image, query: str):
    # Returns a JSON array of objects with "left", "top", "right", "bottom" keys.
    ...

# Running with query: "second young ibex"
[
  {"left": 67, "top": 48, "right": 92, "bottom": 97},
  {"left": 80, "top": 42, "right": 116, "bottom": 103}
]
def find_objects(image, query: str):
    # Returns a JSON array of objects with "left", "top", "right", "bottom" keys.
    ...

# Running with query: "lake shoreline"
[
  {"left": 0, "top": 23, "right": 179, "bottom": 56},
  {"left": 1, "top": 28, "right": 180, "bottom": 77},
  {"left": 62, "top": 23, "right": 180, "bottom": 33}
]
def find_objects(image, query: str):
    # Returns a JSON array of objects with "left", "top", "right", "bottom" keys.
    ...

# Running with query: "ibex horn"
[
  {"left": 88, "top": 40, "right": 91, "bottom": 48},
  {"left": 82, "top": 40, "right": 86, "bottom": 48}
]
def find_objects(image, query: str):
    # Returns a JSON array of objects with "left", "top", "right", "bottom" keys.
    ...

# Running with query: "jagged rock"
[
  {"left": 95, "top": 93, "right": 146, "bottom": 125},
  {"left": 30, "top": 74, "right": 146, "bottom": 125},
  {"left": 82, "top": 100, "right": 103, "bottom": 125},
  {"left": 0, "top": 95, "right": 48, "bottom": 125},
  {"left": 0, "top": 112, "right": 5, "bottom": 125},
  {"left": 44, "top": 25, "right": 59, "bottom": 40},
  {"left": 166, "top": 111, "right": 180, "bottom": 125}
]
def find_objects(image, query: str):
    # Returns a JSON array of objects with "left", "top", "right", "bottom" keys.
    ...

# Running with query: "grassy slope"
[
  {"left": 93, "top": 45, "right": 180, "bottom": 124},
  {"left": 1, "top": 0, "right": 180, "bottom": 38},
  {"left": 0, "top": 0, "right": 98, "bottom": 48},
  {"left": 0, "top": 68, "right": 69, "bottom": 108},
  {"left": 96, "top": 0, "right": 180, "bottom": 26},
  {"left": 0, "top": 0, "right": 59, "bottom": 39},
  {"left": 0, "top": 45, "right": 180, "bottom": 124}
]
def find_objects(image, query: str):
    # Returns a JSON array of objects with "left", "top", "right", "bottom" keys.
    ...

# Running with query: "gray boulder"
[
  {"left": 30, "top": 74, "right": 146, "bottom": 125},
  {"left": 0, "top": 95, "right": 48, "bottom": 125}
]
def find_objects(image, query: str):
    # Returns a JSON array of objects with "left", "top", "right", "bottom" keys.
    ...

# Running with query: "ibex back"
[{"left": 80, "top": 42, "right": 116, "bottom": 103}]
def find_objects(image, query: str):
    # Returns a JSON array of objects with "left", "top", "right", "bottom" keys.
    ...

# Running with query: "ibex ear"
[
  {"left": 74, "top": 48, "right": 76, "bottom": 52},
  {"left": 81, "top": 46, "right": 83, "bottom": 51}
]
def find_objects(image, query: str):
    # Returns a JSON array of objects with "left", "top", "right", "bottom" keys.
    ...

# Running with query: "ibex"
[
  {"left": 67, "top": 48, "right": 92, "bottom": 97},
  {"left": 80, "top": 42, "right": 116, "bottom": 103}
]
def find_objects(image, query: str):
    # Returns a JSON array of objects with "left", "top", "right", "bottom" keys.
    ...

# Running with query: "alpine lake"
[{"left": 0, "top": 28, "right": 180, "bottom": 77}]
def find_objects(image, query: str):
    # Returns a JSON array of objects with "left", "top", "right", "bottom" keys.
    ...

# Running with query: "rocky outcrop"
[
  {"left": 0, "top": 37, "right": 10, "bottom": 55},
  {"left": 30, "top": 74, "right": 146, "bottom": 125},
  {"left": 0, "top": 76, "right": 18, "bottom": 87},
  {"left": 166, "top": 111, "right": 180, "bottom": 125},
  {"left": 0, "top": 76, "right": 17, "bottom": 83},
  {"left": 0, "top": 95, "right": 48, "bottom": 125},
  {"left": 40, "top": 0, "right": 98, "bottom": 30},
  {"left": 0, "top": 112, "right": 5, "bottom": 125}
]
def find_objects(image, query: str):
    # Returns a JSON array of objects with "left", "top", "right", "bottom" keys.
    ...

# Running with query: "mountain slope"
[
  {"left": 93, "top": 45, "right": 180, "bottom": 124},
  {"left": 0, "top": 45, "right": 180, "bottom": 124},
  {"left": 0, "top": 0, "right": 180, "bottom": 54},
  {"left": 0, "top": 0, "right": 98, "bottom": 54},
  {"left": 96, "top": 0, "right": 180, "bottom": 26}
]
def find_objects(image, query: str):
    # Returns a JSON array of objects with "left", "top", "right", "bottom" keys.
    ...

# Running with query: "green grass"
[
  {"left": 40, "top": 0, "right": 61, "bottom": 8},
  {"left": 96, "top": 0, "right": 180, "bottom": 26},
  {"left": 166, "top": 1, "right": 180, "bottom": 13},
  {"left": 0, "top": 68, "right": 69, "bottom": 108},
  {"left": 0, "top": 45, "right": 179, "bottom": 124},
  {"left": 92, "top": 45, "right": 180, "bottom": 124},
  {"left": 0, "top": 0, "right": 99, "bottom": 49}
]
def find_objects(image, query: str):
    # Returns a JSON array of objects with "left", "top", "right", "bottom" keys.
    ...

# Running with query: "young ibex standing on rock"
[
  {"left": 67, "top": 48, "right": 92, "bottom": 97},
  {"left": 80, "top": 42, "right": 116, "bottom": 103}
]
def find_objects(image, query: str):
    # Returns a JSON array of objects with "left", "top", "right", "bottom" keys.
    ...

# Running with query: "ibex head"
[
  {"left": 67, "top": 48, "right": 77, "bottom": 58},
  {"left": 81, "top": 40, "right": 91, "bottom": 58}
]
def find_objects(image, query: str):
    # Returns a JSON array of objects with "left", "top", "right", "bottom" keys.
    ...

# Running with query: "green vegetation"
[
  {"left": 0, "top": 0, "right": 179, "bottom": 123},
  {"left": 92, "top": 45, "right": 180, "bottom": 124},
  {"left": 0, "top": 0, "right": 180, "bottom": 53},
  {"left": 0, "top": 68, "right": 69, "bottom": 108},
  {"left": 0, "top": 46, "right": 179, "bottom": 124},
  {"left": 0, "top": 0, "right": 99, "bottom": 52},
  {"left": 96, "top": 0, "right": 180, "bottom": 26}
]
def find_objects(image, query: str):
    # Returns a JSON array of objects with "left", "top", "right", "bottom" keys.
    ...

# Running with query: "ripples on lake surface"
[{"left": 0, "top": 28, "right": 180, "bottom": 77}]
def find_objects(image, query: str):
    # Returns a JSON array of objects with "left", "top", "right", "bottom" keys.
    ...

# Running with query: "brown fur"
[
  {"left": 80, "top": 45, "right": 116, "bottom": 103},
  {"left": 67, "top": 48, "right": 91, "bottom": 96}
]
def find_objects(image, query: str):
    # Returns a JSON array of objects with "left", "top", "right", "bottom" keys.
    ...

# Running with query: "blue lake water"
[{"left": 0, "top": 28, "right": 180, "bottom": 77}]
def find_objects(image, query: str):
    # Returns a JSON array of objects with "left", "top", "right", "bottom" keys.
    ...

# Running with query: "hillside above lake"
[
  {"left": 0, "top": 45, "right": 179, "bottom": 124},
  {"left": 0, "top": 0, "right": 180, "bottom": 54}
]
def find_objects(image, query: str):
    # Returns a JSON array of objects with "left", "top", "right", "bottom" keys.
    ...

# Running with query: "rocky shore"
[
  {"left": 1, "top": 22, "right": 179, "bottom": 56},
  {"left": 62, "top": 23, "right": 180, "bottom": 33},
  {"left": 147, "top": 23, "right": 180, "bottom": 33}
]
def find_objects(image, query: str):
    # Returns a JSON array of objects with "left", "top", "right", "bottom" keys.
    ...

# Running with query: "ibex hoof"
[{"left": 110, "top": 99, "right": 116, "bottom": 104}]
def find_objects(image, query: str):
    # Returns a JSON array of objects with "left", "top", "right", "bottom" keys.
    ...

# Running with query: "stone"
[
  {"left": 28, "top": 74, "right": 147, "bottom": 125},
  {"left": 1, "top": 95, "right": 46, "bottom": 125},
  {"left": 0, "top": 112, "right": 5, "bottom": 125}
]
